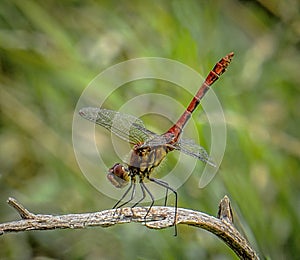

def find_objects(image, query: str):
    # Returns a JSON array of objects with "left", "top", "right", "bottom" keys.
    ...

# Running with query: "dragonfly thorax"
[{"left": 130, "top": 144, "right": 169, "bottom": 174}]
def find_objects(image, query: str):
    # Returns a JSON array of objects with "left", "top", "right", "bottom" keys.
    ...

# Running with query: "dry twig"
[{"left": 0, "top": 196, "right": 258, "bottom": 259}]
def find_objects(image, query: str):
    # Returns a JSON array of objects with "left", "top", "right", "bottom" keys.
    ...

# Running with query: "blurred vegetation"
[{"left": 0, "top": 0, "right": 299, "bottom": 259}]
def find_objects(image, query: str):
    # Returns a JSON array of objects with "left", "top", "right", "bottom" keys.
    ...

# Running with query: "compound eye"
[{"left": 107, "top": 163, "right": 129, "bottom": 188}]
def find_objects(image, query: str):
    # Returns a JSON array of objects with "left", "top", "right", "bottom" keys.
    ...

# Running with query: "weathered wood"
[{"left": 0, "top": 197, "right": 259, "bottom": 260}]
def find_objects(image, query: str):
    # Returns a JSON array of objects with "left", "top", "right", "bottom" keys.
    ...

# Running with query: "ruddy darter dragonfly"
[{"left": 79, "top": 52, "right": 234, "bottom": 235}]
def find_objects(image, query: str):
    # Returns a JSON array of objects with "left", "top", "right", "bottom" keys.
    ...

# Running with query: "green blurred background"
[{"left": 0, "top": 0, "right": 299, "bottom": 259}]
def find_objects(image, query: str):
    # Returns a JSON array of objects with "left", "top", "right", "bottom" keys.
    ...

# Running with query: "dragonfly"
[{"left": 79, "top": 52, "right": 234, "bottom": 235}]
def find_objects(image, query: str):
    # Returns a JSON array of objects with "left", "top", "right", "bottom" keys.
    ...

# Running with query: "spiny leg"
[
  {"left": 139, "top": 181, "right": 155, "bottom": 223},
  {"left": 131, "top": 179, "right": 147, "bottom": 208},
  {"left": 149, "top": 177, "right": 178, "bottom": 236},
  {"left": 112, "top": 180, "right": 135, "bottom": 218},
  {"left": 153, "top": 178, "right": 170, "bottom": 206},
  {"left": 115, "top": 182, "right": 137, "bottom": 209}
]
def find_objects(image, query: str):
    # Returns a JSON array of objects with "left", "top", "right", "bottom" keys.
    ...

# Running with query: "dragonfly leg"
[
  {"left": 149, "top": 177, "right": 178, "bottom": 236},
  {"left": 112, "top": 181, "right": 136, "bottom": 219},
  {"left": 113, "top": 181, "right": 136, "bottom": 210},
  {"left": 139, "top": 181, "right": 155, "bottom": 223},
  {"left": 131, "top": 180, "right": 147, "bottom": 208},
  {"left": 154, "top": 179, "right": 170, "bottom": 206}
]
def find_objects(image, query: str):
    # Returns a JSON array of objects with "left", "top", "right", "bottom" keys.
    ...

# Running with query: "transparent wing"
[
  {"left": 79, "top": 107, "right": 154, "bottom": 144},
  {"left": 140, "top": 134, "right": 174, "bottom": 148},
  {"left": 133, "top": 124, "right": 171, "bottom": 148},
  {"left": 174, "top": 137, "right": 216, "bottom": 167}
]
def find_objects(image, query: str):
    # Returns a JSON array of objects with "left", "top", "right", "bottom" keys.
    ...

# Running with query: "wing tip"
[{"left": 207, "top": 159, "right": 217, "bottom": 168}]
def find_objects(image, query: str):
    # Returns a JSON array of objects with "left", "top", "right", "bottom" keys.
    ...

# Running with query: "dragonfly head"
[{"left": 107, "top": 163, "right": 130, "bottom": 188}]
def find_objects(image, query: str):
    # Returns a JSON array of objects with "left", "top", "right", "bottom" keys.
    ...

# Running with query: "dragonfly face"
[{"left": 107, "top": 163, "right": 130, "bottom": 188}]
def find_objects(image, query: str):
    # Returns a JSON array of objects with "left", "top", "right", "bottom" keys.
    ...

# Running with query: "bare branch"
[
  {"left": 0, "top": 197, "right": 259, "bottom": 260},
  {"left": 7, "top": 197, "right": 35, "bottom": 219},
  {"left": 218, "top": 195, "right": 234, "bottom": 223}
]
